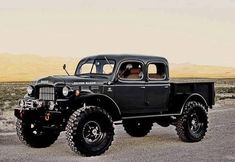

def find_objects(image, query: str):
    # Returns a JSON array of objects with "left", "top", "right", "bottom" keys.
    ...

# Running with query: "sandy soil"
[
  {"left": 0, "top": 111, "right": 16, "bottom": 132},
  {"left": 214, "top": 98, "right": 235, "bottom": 108}
]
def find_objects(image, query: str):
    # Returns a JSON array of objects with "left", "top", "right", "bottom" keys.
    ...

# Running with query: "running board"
[{"left": 121, "top": 113, "right": 181, "bottom": 120}]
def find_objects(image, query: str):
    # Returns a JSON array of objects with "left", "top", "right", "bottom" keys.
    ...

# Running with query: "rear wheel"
[
  {"left": 123, "top": 120, "right": 153, "bottom": 137},
  {"left": 176, "top": 101, "right": 208, "bottom": 142},
  {"left": 66, "top": 106, "right": 114, "bottom": 156},
  {"left": 16, "top": 119, "right": 60, "bottom": 148}
]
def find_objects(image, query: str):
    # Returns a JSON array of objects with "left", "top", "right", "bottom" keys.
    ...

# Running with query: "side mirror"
[
  {"left": 63, "top": 64, "right": 66, "bottom": 70},
  {"left": 63, "top": 64, "right": 70, "bottom": 76}
]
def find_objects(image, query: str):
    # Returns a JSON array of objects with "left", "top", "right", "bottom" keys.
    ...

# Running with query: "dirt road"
[{"left": 0, "top": 106, "right": 235, "bottom": 162}]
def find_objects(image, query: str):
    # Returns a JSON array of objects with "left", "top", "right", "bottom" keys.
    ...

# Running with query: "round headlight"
[
  {"left": 19, "top": 99, "right": 25, "bottom": 107},
  {"left": 27, "top": 86, "right": 34, "bottom": 95},
  {"left": 62, "top": 86, "right": 70, "bottom": 96}
]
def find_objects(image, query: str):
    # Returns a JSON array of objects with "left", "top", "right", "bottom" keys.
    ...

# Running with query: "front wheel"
[
  {"left": 176, "top": 101, "right": 208, "bottom": 142},
  {"left": 66, "top": 106, "right": 114, "bottom": 156},
  {"left": 16, "top": 119, "right": 60, "bottom": 148}
]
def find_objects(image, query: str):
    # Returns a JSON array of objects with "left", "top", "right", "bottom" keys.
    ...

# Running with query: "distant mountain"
[
  {"left": 0, "top": 53, "right": 78, "bottom": 81},
  {"left": 170, "top": 63, "right": 235, "bottom": 78},
  {"left": 0, "top": 53, "right": 235, "bottom": 81}
]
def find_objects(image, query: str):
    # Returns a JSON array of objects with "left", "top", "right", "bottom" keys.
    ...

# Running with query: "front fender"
[{"left": 74, "top": 93, "right": 122, "bottom": 121}]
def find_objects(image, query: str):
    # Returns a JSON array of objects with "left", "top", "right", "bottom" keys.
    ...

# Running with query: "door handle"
[{"left": 140, "top": 86, "right": 145, "bottom": 89}]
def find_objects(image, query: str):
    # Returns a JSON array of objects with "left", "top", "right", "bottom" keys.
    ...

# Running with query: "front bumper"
[
  {"left": 15, "top": 108, "right": 62, "bottom": 124},
  {"left": 15, "top": 108, "right": 39, "bottom": 121},
  {"left": 15, "top": 98, "right": 63, "bottom": 124}
]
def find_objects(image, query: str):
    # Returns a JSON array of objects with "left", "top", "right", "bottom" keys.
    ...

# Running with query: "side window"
[
  {"left": 148, "top": 63, "right": 166, "bottom": 80},
  {"left": 118, "top": 61, "right": 143, "bottom": 80}
]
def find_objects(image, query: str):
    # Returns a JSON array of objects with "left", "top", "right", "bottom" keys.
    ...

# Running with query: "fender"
[
  {"left": 180, "top": 93, "right": 208, "bottom": 114},
  {"left": 75, "top": 92, "right": 122, "bottom": 121}
]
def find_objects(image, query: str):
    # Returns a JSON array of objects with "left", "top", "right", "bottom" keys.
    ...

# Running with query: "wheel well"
[
  {"left": 183, "top": 94, "right": 208, "bottom": 112},
  {"left": 77, "top": 95, "right": 121, "bottom": 121}
]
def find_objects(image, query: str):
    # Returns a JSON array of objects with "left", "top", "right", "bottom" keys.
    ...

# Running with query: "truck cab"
[{"left": 112, "top": 56, "right": 170, "bottom": 116}]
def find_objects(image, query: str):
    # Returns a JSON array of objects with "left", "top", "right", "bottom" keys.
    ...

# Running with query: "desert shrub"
[
  {"left": 0, "top": 82, "right": 29, "bottom": 111},
  {"left": 215, "top": 78, "right": 235, "bottom": 85},
  {"left": 216, "top": 87, "right": 235, "bottom": 94}
]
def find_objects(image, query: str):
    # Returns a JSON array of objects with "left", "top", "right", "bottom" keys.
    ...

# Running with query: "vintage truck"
[{"left": 15, "top": 54, "right": 215, "bottom": 156}]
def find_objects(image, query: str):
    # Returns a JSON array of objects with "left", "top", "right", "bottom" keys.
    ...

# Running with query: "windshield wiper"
[{"left": 104, "top": 57, "right": 113, "bottom": 69}]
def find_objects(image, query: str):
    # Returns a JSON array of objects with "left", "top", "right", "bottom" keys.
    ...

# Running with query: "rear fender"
[{"left": 180, "top": 93, "right": 208, "bottom": 114}]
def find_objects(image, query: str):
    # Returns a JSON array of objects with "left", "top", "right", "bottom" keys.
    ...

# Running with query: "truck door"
[
  {"left": 114, "top": 61, "right": 146, "bottom": 115},
  {"left": 145, "top": 62, "right": 170, "bottom": 112}
]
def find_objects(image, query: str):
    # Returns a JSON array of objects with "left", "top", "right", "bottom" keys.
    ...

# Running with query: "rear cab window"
[{"left": 148, "top": 63, "right": 166, "bottom": 80}]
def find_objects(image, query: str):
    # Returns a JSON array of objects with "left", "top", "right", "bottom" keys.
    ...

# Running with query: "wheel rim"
[
  {"left": 82, "top": 121, "right": 104, "bottom": 144},
  {"left": 188, "top": 110, "right": 204, "bottom": 134}
]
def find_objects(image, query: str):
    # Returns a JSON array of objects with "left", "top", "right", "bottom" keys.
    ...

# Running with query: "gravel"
[{"left": 0, "top": 106, "right": 235, "bottom": 162}]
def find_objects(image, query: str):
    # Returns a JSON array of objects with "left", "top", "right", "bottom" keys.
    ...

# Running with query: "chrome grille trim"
[{"left": 39, "top": 87, "right": 55, "bottom": 101}]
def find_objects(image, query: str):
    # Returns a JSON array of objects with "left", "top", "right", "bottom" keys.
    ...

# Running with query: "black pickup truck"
[{"left": 15, "top": 54, "right": 215, "bottom": 156}]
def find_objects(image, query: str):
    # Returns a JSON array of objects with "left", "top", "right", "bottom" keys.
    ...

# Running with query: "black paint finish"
[{"left": 16, "top": 54, "right": 215, "bottom": 121}]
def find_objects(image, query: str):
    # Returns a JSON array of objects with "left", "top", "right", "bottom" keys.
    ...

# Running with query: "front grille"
[{"left": 39, "top": 87, "right": 55, "bottom": 101}]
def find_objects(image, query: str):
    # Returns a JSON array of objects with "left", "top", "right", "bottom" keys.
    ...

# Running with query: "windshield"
[{"left": 76, "top": 58, "right": 115, "bottom": 76}]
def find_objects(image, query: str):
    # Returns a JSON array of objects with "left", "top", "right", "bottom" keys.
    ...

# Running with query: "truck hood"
[{"left": 36, "top": 75, "right": 109, "bottom": 86}]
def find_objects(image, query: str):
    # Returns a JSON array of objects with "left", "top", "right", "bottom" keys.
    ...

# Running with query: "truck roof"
[{"left": 81, "top": 54, "right": 168, "bottom": 63}]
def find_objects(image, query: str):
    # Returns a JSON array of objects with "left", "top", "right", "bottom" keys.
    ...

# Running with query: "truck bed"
[{"left": 170, "top": 80, "right": 215, "bottom": 109}]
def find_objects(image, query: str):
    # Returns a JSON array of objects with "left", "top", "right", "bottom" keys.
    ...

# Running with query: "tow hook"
[
  {"left": 20, "top": 110, "right": 24, "bottom": 118},
  {"left": 45, "top": 112, "right": 51, "bottom": 121}
]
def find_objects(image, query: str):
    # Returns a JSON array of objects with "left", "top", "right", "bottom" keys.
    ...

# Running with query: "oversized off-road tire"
[
  {"left": 16, "top": 119, "right": 60, "bottom": 148},
  {"left": 123, "top": 120, "right": 153, "bottom": 137},
  {"left": 66, "top": 106, "right": 114, "bottom": 157},
  {"left": 176, "top": 101, "right": 208, "bottom": 142}
]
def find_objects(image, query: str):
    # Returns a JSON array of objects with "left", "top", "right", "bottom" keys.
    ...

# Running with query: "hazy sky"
[{"left": 0, "top": 0, "right": 235, "bottom": 66}]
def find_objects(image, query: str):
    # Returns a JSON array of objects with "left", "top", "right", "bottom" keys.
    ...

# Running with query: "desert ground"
[
  {"left": 0, "top": 104, "right": 234, "bottom": 162},
  {"left": 0, "top": 79, "right": 234, "bottom": 162}
]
